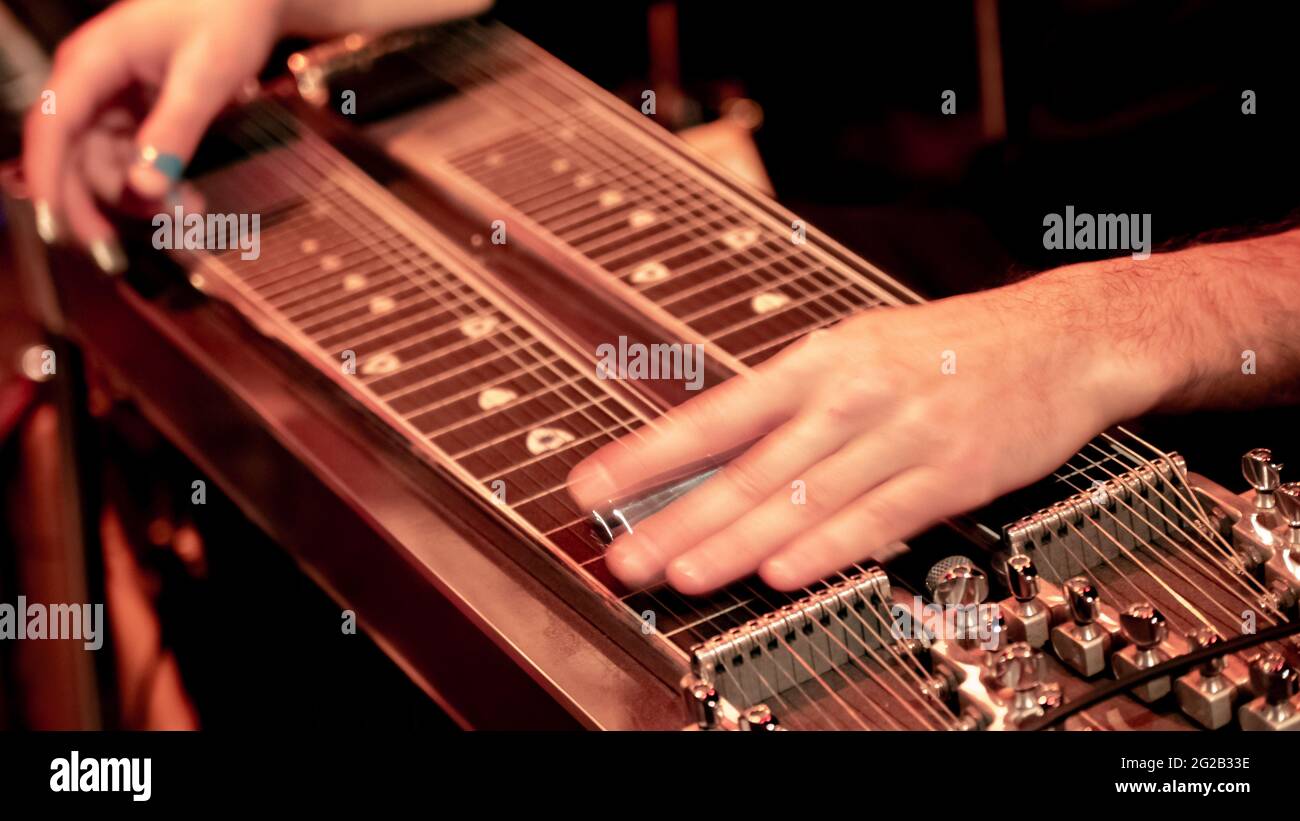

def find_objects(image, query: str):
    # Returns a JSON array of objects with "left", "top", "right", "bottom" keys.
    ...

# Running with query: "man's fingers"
[
  {"left": 568, "top": 370, "right": 798, "bottom": 508},
  {"left": 664, "top": 430, "right": 914, "bottom": 594},
  {"left": 603, "top": 410, "right": 860, "bottom": 587},
  {"left": 758, "top": 466, "right": 963, "bottom": 590}
]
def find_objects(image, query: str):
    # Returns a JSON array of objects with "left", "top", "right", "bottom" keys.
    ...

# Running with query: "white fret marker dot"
[
  {"left": 628, "top": 209, "right": 656, "bottom": 228},
  {"left": 321, "top": 254, "right": 342, "bottom": 272},
  {"left": 478, "top": 387, "right": 518, "bottom": 411},
  {"left": 722, "top": 227, "right": 760, "bottom": 249},
  {"left": 598, "top": 190, "right": 624, "bottom": 207},
  {"left": 550, "top": 158, "right": 571, "bottom": 173},
  {"left": 574, "top": 173, "right": 595, "bottom": 189},
  {"left": 751, "top": 292, "right": 790, "bottom": 315},
  {"left": 300, "top": 239, "right": 320, "bottom": 254},
  {"left": 460, "top": 315, "right": 499, "bottom": 339},
  {"left": 361, "top": 352, "right": 400, "bottom": 375},
  {"left": 629, "top": 261, "right": 670, "bottom": 284},
  {"left": 369, "top": 295, "right": 396, "bottom": 314},
  {"left": 526, "top": 427, "right": 575, "bottom": 456},
  {"left": 342, "top": 273, "right": 367, "bottom": 291},
  {"left": 485, "top": 152, "right": 503, "bottom": 167}
]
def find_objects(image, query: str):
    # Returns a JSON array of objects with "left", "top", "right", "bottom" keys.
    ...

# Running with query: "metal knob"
[
  {"left": 1120, "top": 603, "right": 1168, "bottom": 649},
  {"left": 682, "top": 678, "right": 720, "bottom": 729},
  {"left": 994, "top": 642, "right": 1044, "bottom": 693},
  {"left": 1006, "top": 554, "right": 1039, "bottom": 602},
  {"left": 738, "top": 703, "right": 780, "bottom": 731},
  {"left": 925, "top": 555, "right": 989, "bottom": 607},
  {"left": 983, "top": 606, "right": 1010, "bottom": 652},
  {"left": 1063, "top": 577, "right": 1102, "bottom": 625},
  {"left": 1250, "top": 652, "right": 1299, "bottom": 706},
  {"left": 1277, "top": 482, "right": 1300, "bottom": 529},
  {"left": 1243, "top": 448, "right": 1281, "bottom": 509},
  {"left": 1187, "top": 627, "right": 1226, "bottom": 677}
]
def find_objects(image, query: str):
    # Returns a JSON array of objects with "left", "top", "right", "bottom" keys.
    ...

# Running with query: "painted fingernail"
[
  {"left": 131, "top": 145, "right": 185, "bottom": 199},
  {"left": 88, "top": 237, "right": 128, "bottom": 275},
  {"left": 34, "top": 199, "right": 61, "bottom": 244}
]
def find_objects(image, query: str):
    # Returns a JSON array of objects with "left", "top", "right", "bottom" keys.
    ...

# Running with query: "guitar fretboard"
[{"left": 409, "top": 26, "right": 916, "bottom": 370}]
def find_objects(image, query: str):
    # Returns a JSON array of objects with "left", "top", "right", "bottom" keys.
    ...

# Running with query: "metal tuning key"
[
  {"left": 1243, "top": 448, "right": 1282, "bottom": 511},
  {"left": 1174, "top": 628, "right": 1238, "bottom": 729},
  {"left": 1112, "top": 603, "right": 1172, "bottom": 702},
  {"left": 1050, "top": 577, "right": 1112, "bottom": 677},
  {"left": 738, "top": 703, "right": 782, "bottom": 731},
  {"left": 991, "top": 642, "right": 1061, "bottom": 724},
  {"left": 1000, "top": 553, "right": 1050, "bottom": 649},
  {"left": 681, "top": 676, "right": 722, "bottom": 730},
  {"left": 1238, "top": 652, "right": 1300, "bottom": 731},
  {"left": 1276, "top": 481, "right": 1300, "bottom": 547}
]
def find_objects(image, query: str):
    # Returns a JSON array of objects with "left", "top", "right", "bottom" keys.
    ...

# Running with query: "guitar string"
[
  {"left": 437, "top": 26, "right": 950, "bottom": 727},
  {"left": 1053, "top": 459, "right": 1252, "bottom": 631},
  {"left": 1072, "top": 445, "right": 1281, "bottom": 621},
  {"left": 232, "top": 96, "right": 898, "bottom": 731},
  {"left": 433, "top": 30, "right": 879, "bottom": 346}
]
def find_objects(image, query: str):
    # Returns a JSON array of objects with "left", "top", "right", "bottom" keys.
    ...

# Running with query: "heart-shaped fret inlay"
[
  {"left": 751, "top": 291, "right": 790, "bottom": 314},
  {"left": 478, "top": 387, "right": 518, "bottom": 410},
  {"left": 525, "top": 427, "right": 575, "bottom": 456}
]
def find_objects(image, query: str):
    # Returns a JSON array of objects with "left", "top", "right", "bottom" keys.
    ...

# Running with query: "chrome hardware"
[
  {"left": 926, "top": 555, "right": 989, "bottom": 605},
  {"left": 1050, "top": 577, "right": 1112, "bottom": 676},
  {"left": 990, "top": 642, "right": 1060, "bottom": 724},
  {"left": 1003, "top": 453, "right": 1188, "bottom": 583},
  {"left": 1242, "top": 448, "right": 1282, "bottom": 510},
  {"left": 690, "top": 568, "right": 894, "bottom": 706},
  {"left": 1112, "top": 604, "right": 1172, "bottom": 702},
  {"left": 1277, "top": 481, "right": 1300, "bottom": 546},
  {"left": 681, "top": 676, "right": 722, "bottom": 730},
  {"left": 738, "top": 704, "right": 782, "bottom": 731},
  {"left": 1238, "top": 652, "right": 1300, "bottom": 731},
  {"left": 590, "top": 467, "right": 721, "bottom": 545},
  {"left": 1174, "top": 628, "right": 1239, "bottom": 729},
  {"left": 1000, "top": 554, "right": 1049, "bottom": 648}
]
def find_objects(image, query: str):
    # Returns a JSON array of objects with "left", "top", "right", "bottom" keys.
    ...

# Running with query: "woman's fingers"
[
  {"left": 61, "top": 164, "right": 125, "bottom": 274},
  {"left": 23, "top": 28, "right": 131, "bottom": 241},
  {"left": 758, "top": 466, "right": 968, "bottom": 590},
  {"left": 664, "top": 428, "right": 916, "bottom": 593},
  {"left": 128, "top": 39, "right": 247, "bottom": 199},
  {"left": 603, "top": 409, "right": 863, "bottom": 587}
]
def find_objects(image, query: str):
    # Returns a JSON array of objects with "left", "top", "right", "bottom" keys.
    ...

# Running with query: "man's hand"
[{"left": 566, "top": 233, "right": 1300, "bottom": 595}]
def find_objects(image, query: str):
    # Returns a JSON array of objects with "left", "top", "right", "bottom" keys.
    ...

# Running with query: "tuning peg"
[
  {"left": 1063, "top": 577, "right": 1102, "bottom": 629},
  {"left": 1276, "top": 482, "right": 1300, "bottom": 541},
  {"left": 1243, "top": 448, "right": 1281, "bottom": 509},
  {"left": 1006, "top": 553, "right": 1040, "bottom": 602},
  {"left": 1250, "top": 652, "right": 1298, "bottom": 707},
  {"left": 1051, "top": 577, "right": 1112, "bottom": 676},
  {"left": 1120, "top": 603, "right": 1168, "bottom": 652},
  {"left": 1187, "top": 627, "right": 1227, "bottom": 679},
  {"left": 681, "top": 677, "right": 721, "bottom": 730},
  {"left": 738, "top": 703, "right": 781, "bottom": 731},
  {"left": 994, "top": 642, "right": 1044, "bottom": 693},
  {"left": 925, "top": 555, "right": 989, "bottom": 608},
  {"left": 1112, "top": 603, "right": 1172, "bottom": 702},
  {"left": 1239, "top": 652, "right": 1300, "bottom": 730}
]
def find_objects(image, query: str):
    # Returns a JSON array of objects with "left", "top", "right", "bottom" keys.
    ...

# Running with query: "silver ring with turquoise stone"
[{"left": 139, "top": 145, "right": 184, "bottom": 183}]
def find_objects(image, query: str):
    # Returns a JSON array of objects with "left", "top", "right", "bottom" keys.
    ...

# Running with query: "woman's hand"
[
  {"left": 568, "top": 263, "right": 1181, "bottom": 594},
  {"left": 23, "top": 0, "right": 286, "bottom": 268}
]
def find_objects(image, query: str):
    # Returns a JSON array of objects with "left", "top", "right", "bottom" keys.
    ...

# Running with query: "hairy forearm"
[
  {"left": 279, "top": 0, "right": 493, "bottom": 38},
  {"left": 1012, "top": 227, "right": 1300, "bottom": 420}
]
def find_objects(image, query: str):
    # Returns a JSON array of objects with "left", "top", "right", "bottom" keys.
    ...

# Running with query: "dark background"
[{"left": 1, "top": 0, "right": 1297, "bottom": 730}]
